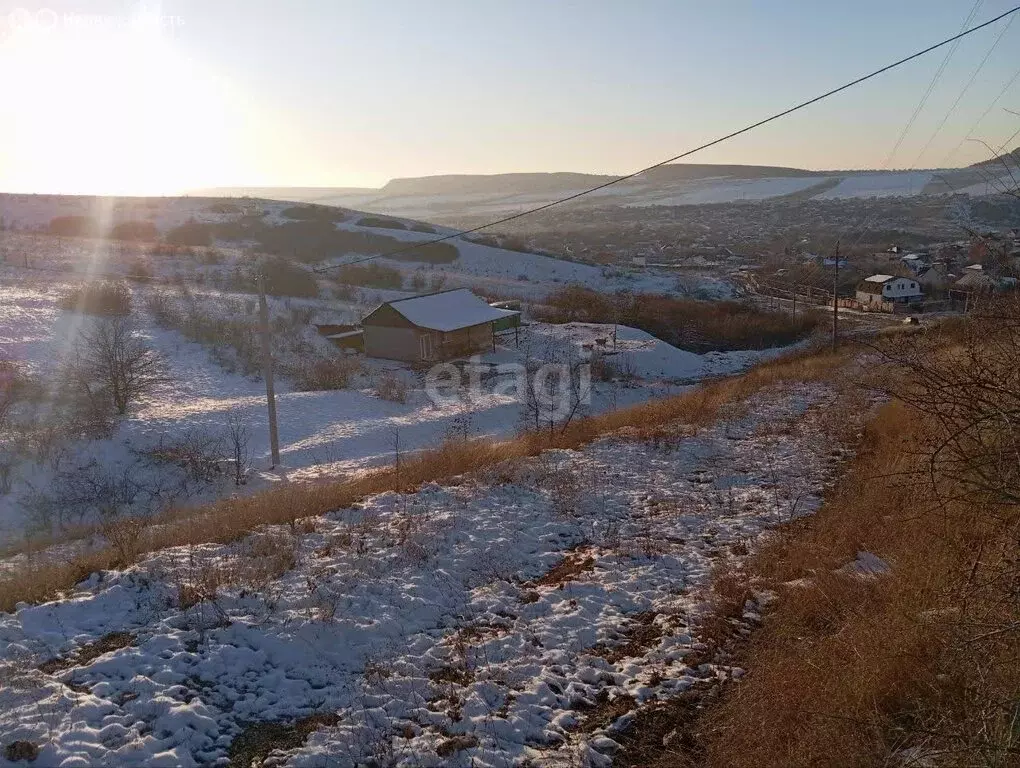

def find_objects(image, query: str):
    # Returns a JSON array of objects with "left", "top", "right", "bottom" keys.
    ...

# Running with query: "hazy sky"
[{"left": 1, "top": 0, "right": 1018, "bottom": 194}]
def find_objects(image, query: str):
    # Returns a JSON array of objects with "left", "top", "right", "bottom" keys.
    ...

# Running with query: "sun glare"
[{"left": 1, "top": 18, "right": 241, "bottom": 196}]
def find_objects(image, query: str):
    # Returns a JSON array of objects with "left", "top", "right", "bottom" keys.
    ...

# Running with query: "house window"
[{"left": 419, "top": 334, "right": 432, "bottom": 360}]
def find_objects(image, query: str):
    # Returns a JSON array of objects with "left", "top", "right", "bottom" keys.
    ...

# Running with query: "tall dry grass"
[
  {"left": 0, "top": 345, "right": 847, "bottom": 613},
  {"left": 632, "top": 316, "right": 1020, "bottom": 767}
]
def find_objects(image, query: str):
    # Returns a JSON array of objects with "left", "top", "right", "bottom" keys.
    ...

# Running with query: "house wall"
[
  {"left": 363, "top": 316, "right": 495, "bottom": 362},
  {"left": 363, "top": 325, "right": 422, "bottom": 362},
  {"left": 881, "top": 277, "right": 922, "bottom": 301},
  {"left": 856, "top": 290, "right": 884, "bottom": 306},
  {"left": 439, "top": 323, "right": 492, "bottom": 357}
]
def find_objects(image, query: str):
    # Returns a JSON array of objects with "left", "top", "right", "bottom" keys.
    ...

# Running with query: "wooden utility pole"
[
  {"left": 257, "top": 272, "right": 281, "bottom": 468},
  {"left": 832, "top": 241, "right": 840, "bottom": 352}
]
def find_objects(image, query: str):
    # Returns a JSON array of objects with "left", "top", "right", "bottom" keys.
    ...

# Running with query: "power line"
[
  {"left": 911, "top": 10, "right": 1015, "bottom": 168},
  {"left": 882, "top": 0, "right": 984, "bottom": 169},
  {"left": 939, "top": 62, "right": 1020, "bottom": 168},
  {"left": 315, "top": 4, "right": 1020, "bottom": 274},
  {"left": 832, "top": 0, "right": 984, "bottom": 254}
]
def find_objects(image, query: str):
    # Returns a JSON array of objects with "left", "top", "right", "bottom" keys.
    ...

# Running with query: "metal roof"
[{"left": 377, "top": 289, "right": 520, "bottom": 332}]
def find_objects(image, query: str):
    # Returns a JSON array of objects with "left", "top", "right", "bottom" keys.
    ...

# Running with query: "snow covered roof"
[
  {"left": 864, "top": 274, "right": 896, "bottom": 283},
  {"left": 376, "top": 288, "right": 519, "bottom": 332}
]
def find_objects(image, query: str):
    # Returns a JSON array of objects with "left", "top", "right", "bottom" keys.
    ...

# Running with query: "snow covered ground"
[
  {"left": 0, "top": 272, "right": 784, "bottom": 539},
  {"left": 0, "top": 379, "right": 865, "bottom": 767},
  {"left": 0, "top": 196, "right": 734, "bottom": 302},
  {"left": 296, "top": 168, "right": 974, "bottom": 221},
  {"left": 814, "top": 171, "right": 934, "bottom": 199}
]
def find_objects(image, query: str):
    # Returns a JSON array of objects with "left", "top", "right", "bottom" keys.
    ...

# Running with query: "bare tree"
[
  {"left": 71, "top": 317, "right": 168, "bottom": 415},
  {"left": 225, "top": 408, "right": 252, "bottom": 486},
  {"left": 0, "top": 361, "right": 27, "bottom": 428}
]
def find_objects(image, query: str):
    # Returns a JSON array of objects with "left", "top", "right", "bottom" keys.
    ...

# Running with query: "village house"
[
  {"left": 361, "top": 288, "right": 520, "bottom": 363},
  {"left": 954, "top": 269, "right": 999, "bottom": 294},
  {"left": 855, "top": 274, "right": 923, "bottom": 307},
  {"left": 916, "top": 264, "right": 953, "bottom": 295}
]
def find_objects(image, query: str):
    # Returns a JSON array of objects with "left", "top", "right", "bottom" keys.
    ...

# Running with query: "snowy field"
[
  {"left": 0, "top": 379, "right": 867, "bottom": 767},
  {"left": 814, "top": 171, "right": 934, "bottom": 199},
  {"left": 299, "top": 168, "right": 973, "bottom": 221},
  {"left": 0, "top": 272, "right": 783, "bottom": 541}
]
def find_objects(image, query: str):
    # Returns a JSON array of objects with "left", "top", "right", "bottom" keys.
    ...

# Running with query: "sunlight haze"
[{"left": 1, "top": 0, "right": 1018, "bottom": 195}]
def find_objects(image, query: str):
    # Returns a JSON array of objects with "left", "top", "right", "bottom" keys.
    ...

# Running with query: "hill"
[
  {"left": 0, "top": 192, "right": 734, "bottom": 301},
  {"left": 194, "top": 160, "right": 1015, "bottom": 224},
  {"left": 968, "top": 145, "right": 1019, "bottom": 169}
]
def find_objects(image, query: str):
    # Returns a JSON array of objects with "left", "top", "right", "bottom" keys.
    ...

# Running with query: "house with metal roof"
[
  {"left": 855, "top": 274, "right": 923, "bottom": 307},
  {"left": 361, "top": 288, "right": 520, "bottom": 362}
]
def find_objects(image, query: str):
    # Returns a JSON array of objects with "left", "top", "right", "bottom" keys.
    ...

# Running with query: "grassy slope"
[{"left": 615, "top": 332, "right": 1020, "bottom": 767}]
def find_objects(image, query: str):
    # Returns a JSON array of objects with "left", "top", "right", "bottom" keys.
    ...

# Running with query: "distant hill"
[
  {"left": 638, "top": 163, "right": 822, "bottom": 184},
  {"left": 381, "top": 172, "right": 619, "bottom": 196},
  {"left": 193, "top": 186, "right": 377, "bottom": 202},
  {"left": 195, "top": 162, "right": 901, "bottom": 202},
  {"left": 970, "top": 146, "right": 1019, "bottom": 169},
  {"left": 191, "top": 160, "right": 1013, "bottom": 224}
]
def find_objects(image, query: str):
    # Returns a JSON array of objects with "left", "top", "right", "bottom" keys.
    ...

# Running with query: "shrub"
[
  {"left": 110, "top": 220, "right": 157, "bottom": 241},
  {"left": 212, "top": 216, "right": 269, "bottom": 242},
  {"left": 254, "top": 257, "right": 320, "bottom": 298},
  {"left": 373, "top": 372, "right": 409, "bottom": 403},
  {"left": 357, "top": 215, "right": 406, "bottom": 230},
  {"left": 67, "top": 316, "right": 167, "bottom": 415},
  {"left": 336, "top": 263, "right": 403, "bottom": 290},
  {"left": 165, "top": 220, "right": 213, "bottom": 247},
  {"left": 282, "top": 205, "right": 345, "bottom": 222},
  {"left": 0, "top": 360, "right": 30, "bottom": 427},
  {"left": 125, "top": 258, "right": 153, "bottom": 282},
  {"left": 390, "top": 241, "right": 459, "bottom": 265},
  {"left": 48, "top": 215, "right": 95, "bottom": 237},
  {"left": 205, "top": 201, "right": 242, "bottom": 214},
  {"left": 255, "top": 221, "right": 398, "bottom": 263},
  {"left": 59, "top": 281, "right": 132, "bottom": 316},
  {"left": 534, "top": 285, "right": 818, "bottom": 352},
  {"left": 291, "top": 357, "right": 362, "bottom": 391}
]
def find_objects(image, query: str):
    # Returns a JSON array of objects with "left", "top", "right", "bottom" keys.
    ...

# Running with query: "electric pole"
[
  {"left": 832, "top": 240, "right": 840, "bottom": 352},
  {"left": 257, "top": 272, "right": 281, "bottom": 468}
]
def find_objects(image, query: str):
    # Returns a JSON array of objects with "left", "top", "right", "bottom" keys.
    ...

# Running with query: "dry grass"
[
  {"left": 625, "top": 396, "right": 1020, "bottom": 768},
  {"left": 0, "top": 345, "right": 848, "bottom": 613}
]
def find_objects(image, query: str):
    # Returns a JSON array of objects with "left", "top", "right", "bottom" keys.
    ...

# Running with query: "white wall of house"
[{"left": 880, "top": 277, "right": 922, "bottom": 301}]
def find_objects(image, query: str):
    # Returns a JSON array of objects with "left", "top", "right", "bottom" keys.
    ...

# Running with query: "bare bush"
[
  {"left": 23, "top": 459, "right": 168, "bottom": 535},
  {"left": 58, "top": 281, "right": 131, "bottom": 316},
  {"left": 226, "top": 409, "right": 252, "bottom": 486},
  {"left": 68, "top": 317, "right": 168, "bottom": 414},
  {"left": 291, "top": 356, "right": 361, "bottom": 391},
  {"left": 0, "top": 360, "right": 30, "bottom": 427},
  {"left": 143, "top": 430, "right": 224, "bottom": 485},
  {"left": 374, "top": 371, "right": 409, "bottom": 403},
  {"left": 101, "top": 515, "right": 148, "bottom": 565},
  {"left": 0, "top": 451, "right": 15, "bottom": 494},
  {"left": 535, "top": 284, "right": 818, "bottom": 352}
]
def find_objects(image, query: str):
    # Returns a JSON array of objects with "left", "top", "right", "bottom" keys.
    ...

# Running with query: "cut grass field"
[{"left": 0, "top": 344, "right": 848, "bottom": 613}]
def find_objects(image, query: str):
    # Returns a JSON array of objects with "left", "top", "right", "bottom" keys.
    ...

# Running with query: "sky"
[{"left": 0, "top": 0, "right": 1018, "bottom": 195}]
